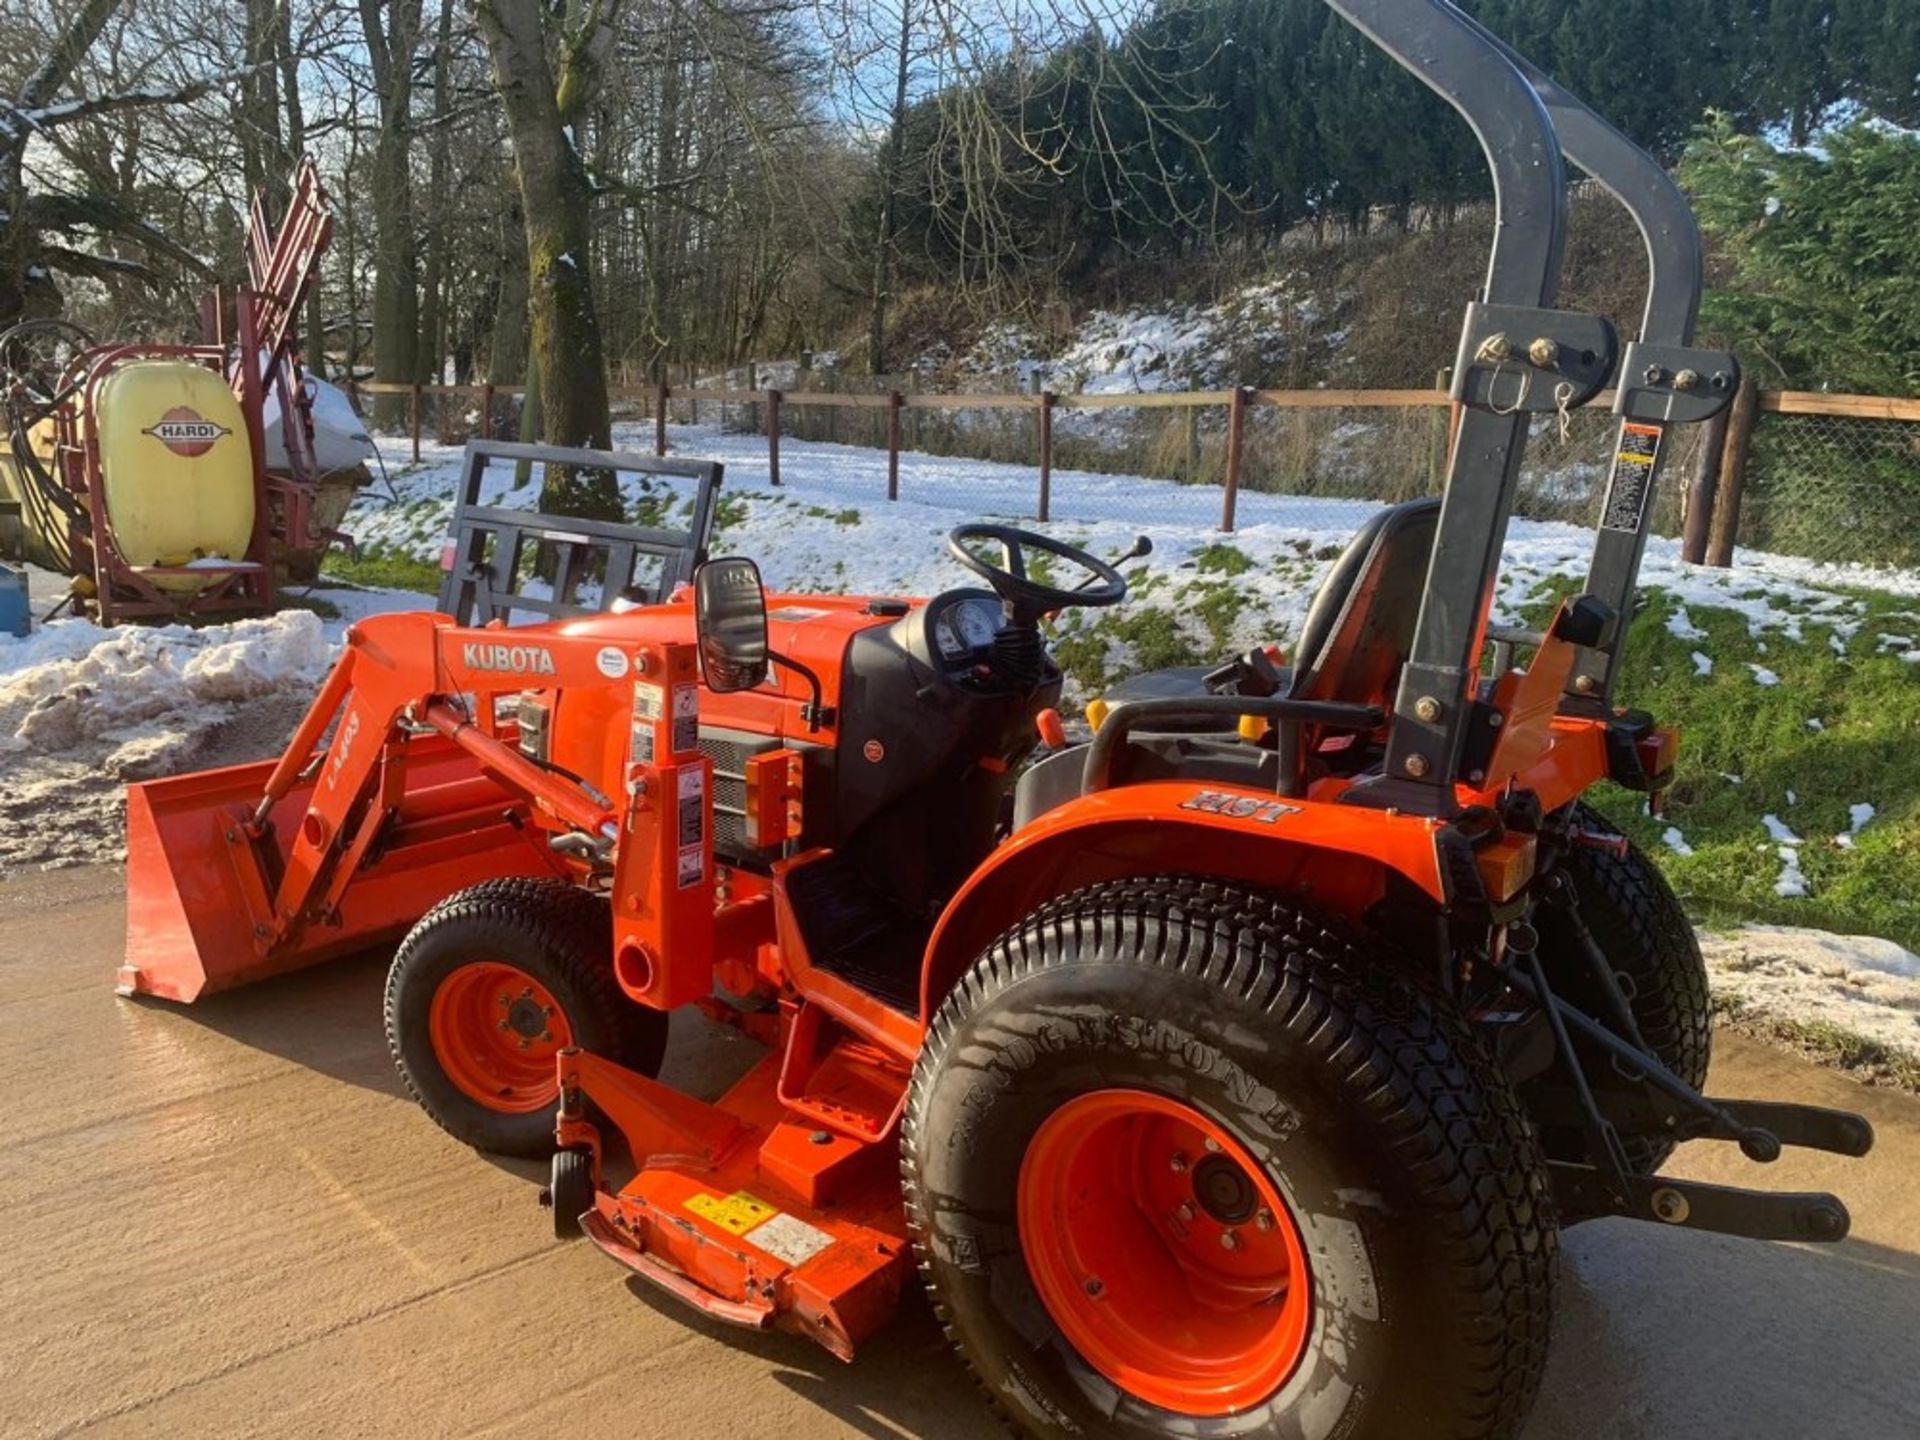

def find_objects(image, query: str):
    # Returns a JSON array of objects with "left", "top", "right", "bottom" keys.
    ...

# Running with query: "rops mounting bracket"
[
  {"left": 1612, "top": 341, "right": 1740, "bottom": 425},
  {"left": 1450, "top": 302, "right": 1618, "bottom": 415}
]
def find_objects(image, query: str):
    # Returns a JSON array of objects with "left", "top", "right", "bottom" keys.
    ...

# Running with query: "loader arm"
[{"left": 121, "top": 610, "right": 703, "bottom": 1002}]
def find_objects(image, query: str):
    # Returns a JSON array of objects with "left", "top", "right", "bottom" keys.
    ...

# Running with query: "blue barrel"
[{"left": 0, "top": 564, "right": 28, "bottom": 638}]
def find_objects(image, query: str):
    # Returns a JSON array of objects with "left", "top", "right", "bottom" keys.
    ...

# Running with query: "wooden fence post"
[
  {"left": 767, "top": 388, "right": 782, "bottom": 486},
  {"left": 887, "top": 391, "right": 903, "bottom": 501},
  {"left": 1430, "top": 366, "right": 1454, "bottom": 490},
  {"left": 654, "top": 372, "right": 669, "bottom": 456},
  {"left": 1221, "top": 386, "right": 1250, "bottom": 532},
  {"left": 479, "top": 383, "right": 495, "bottom": 440},
  {"left": 409, "top": 382, "right": 422, "bottom": 462},
  {"left": 1681, "top": 402, "right": 1730, "bottom": 564},
  {"left": 1706, "top": 377, "right": 1760, "bottom": 568},
  {"left": 1037, "top": 391, "right": 1056, "bottom": 521}
]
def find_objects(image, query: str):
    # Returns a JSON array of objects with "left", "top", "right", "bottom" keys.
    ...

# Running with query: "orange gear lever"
[{"left": 1035, "top": 708, "right": 1067, "bottom": 750}]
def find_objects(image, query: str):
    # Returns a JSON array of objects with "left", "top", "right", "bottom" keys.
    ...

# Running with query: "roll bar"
[{"left": 1321, "top": 0, "right": 1736, "bottom": 815}]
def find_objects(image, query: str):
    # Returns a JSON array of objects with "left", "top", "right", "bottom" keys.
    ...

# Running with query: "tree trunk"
[
  {"left": 417, "top": 0, "right": 455, "bottom": 386},
  {"left": 867, "top": 1, "right": 914, "bottom": 377},
  {"left": 474, "top": 0, "right": 619, "bottom": 519},
  {"left": 358, "top": 0, "right": 423, "bottom": 426},
  {"left": 486, "top": 189, "right": 529, "bottom": 435}
]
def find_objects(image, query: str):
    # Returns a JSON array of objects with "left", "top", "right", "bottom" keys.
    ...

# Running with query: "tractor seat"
[{"left": 1014, "top": 497, "right": 1441, "bottom": 828}]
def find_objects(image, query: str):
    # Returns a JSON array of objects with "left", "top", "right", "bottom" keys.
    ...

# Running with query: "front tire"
[
  {"left": 385, "top": 877, "right": 668, "bottom": 1158},
  {"left": 903, "top": 876, "right": 1558, "bottom": 1440}
]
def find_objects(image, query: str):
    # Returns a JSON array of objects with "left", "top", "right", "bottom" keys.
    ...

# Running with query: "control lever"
[{"left": 1072, "top": 534, "right": 1152, "bottom": 592}]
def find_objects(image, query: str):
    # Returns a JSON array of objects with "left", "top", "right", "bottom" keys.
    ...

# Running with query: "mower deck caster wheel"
[{"left": 548, "top": 1149, "right": 594, "bottom": 1240}]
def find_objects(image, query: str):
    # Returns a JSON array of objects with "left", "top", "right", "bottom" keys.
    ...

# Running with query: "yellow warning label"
[{"left": 685, "top": 1190, "right": 779, "bottom": 1236}]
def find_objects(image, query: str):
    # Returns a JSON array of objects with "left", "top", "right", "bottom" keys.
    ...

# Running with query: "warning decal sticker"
[
  {"left": 671, "top": 682, "right": 699, "bottom": 756},
  {"left": 631, "top": 681, "right": 663, "bottom": 766},
  {"left": 745, "top": 1211, "right": 836, "bottom": 1268},
  {"left": 1599, "top": 422, "right": 1662, "bottom": 533},
  {"left": 676, "top": 766, "right": 706, "bottom": 889},
  {"left": 685, "top": 1190, "right": 778, "bottom": 1235}
]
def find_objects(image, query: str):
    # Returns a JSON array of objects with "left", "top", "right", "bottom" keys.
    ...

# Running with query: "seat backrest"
[{"left": 1287, "top": 497, "right": 1441, "bottom": 708}]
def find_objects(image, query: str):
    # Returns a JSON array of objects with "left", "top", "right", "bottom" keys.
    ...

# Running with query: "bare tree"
[
  {"left": 358, "top": 0, "right": 424, "bottom": 417},
  {"left": 472, "top": 0, "right": 623, "bottom": 515},
  {"left": 0, "top": 0, "right": 246, "bottom": 328}
]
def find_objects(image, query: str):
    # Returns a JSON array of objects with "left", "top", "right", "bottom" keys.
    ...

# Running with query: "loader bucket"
[{"left": 120, "top": 735, "right": 559, "bottom": 1003}]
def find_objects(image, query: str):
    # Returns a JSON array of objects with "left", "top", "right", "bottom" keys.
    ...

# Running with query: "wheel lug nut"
[
  {"left": 1175, "top": 1202, "right": 1195, "bottom": 1222},
  {"left": 1219, "top": 1229, "right": 1240, "bottom": 1250},
  {"left": 498, "top": 1019, "right": 512, "bottom": 1032},
  {"left": 1203, "top": 1137, "right": 1221, "bottom": 1154},
  {"left": 1169, "top": 1152, "right": 1188, "bottom": 1174},
  {"left": 1083, "top": 1277, "right": 1104, "bottom": 1297},
  {"left": 1256, "top": 1209, "right": 1275, "bottom": 1231}
]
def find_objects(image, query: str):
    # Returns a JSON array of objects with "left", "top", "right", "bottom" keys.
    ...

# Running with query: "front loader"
[{"left": 121, "top": 5, "right": 1873, "bottom": 1439}]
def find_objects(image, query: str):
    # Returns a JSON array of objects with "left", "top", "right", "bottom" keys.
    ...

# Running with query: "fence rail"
[{"left": 354, "top": 378, "right": 1920, "bottom": 569}]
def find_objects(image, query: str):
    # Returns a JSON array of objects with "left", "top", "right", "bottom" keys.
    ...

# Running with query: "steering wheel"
[{"left": 946, "top": 522, "right": 1128, "bottom": 623}]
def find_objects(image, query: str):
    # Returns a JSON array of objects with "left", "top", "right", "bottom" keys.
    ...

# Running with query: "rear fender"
[{"left": 918, "top": 781, "right": 1447, "bottom": 1023}]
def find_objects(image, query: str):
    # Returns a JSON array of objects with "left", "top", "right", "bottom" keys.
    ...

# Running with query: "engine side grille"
[{"left": 698, "top": 726, "right": 779, "bottom": 861}]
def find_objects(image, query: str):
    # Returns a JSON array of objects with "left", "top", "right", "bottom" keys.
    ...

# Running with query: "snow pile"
[
  {"left": 1700, "top": 925, "right": 1920, "bottom": 1069},
  {"left": 0, "top": 611, "right": 330, "bottom": 779},
  {"left": 0, "top": 593, "right": 427, "bottom": 873}
]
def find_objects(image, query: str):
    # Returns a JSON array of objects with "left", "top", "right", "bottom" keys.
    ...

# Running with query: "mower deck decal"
[
  {"left": 685, "top": 1189, "right": 778, "bottom": 1235},
  {"left": 744, "top": 1211, "right": 836, "bottom": 1267}
]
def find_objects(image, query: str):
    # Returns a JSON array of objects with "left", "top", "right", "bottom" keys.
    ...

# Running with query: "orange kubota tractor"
[{"left": 120, "top": 6, "right": 1873, "bottom": 1438}]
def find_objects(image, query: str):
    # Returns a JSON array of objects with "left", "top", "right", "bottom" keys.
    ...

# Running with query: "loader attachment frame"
[
  {"left": 121, "top": 609, "right": 711, "bottom": 1003},
  {"left": 435, "top": 440, "right": 723, "bottom": 626}
]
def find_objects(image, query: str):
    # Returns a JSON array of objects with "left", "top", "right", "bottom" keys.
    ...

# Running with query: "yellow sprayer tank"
[{"left": 96, "top": 361, "right": 255, "bottom": 592}]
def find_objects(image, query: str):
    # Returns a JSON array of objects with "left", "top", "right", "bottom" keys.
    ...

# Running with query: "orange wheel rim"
[
  {"left": 427, "top": 962, "right": 573, "bottom": 1113},
  {"left": 1017, "top": 1088, "right": 1312, "bottom": 1416}
]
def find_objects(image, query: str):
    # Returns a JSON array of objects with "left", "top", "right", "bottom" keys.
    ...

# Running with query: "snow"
[
  {"left": 1662, "top": 826, "right": 1694, "bottom": 857},
  {"left": 1667, "top": 606, "right": 1707, "bottom": 641},
  {"left": 1747, "top": 663, "right": 1781, "bottom": 686},
  {"left": 1805, "top": 717, "right": 1823, "bottom": 731},
  {"left": 0, "top": 568, "right": 425, "bottom": 871},
  {"left": 1691, "top": 650, "right": 1713, "bottom": 677},
  {"left": 955, "top": 277, "right": 1333, "bottom": 398},
  {"left": 1835, "top": 802, "right": 1876, "bottom": 850},
  {"left": 1762, "top": 814, "right": 1803, "bottom": 844},
  {"left": 1773, "top": 846, "right": 1809, "bottom": 898},
  {"left": 1700, "top": 925, "right": 1920, "bottom": 1067},
  {"left": 0, "top": 610, "right": 329, "bottom": 776}
]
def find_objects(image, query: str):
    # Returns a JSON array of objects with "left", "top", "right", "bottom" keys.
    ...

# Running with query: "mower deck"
[{"left": 560, "top": 1046, "right": 911, "bottom": 1359}]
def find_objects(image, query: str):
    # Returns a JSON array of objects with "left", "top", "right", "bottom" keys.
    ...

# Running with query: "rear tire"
[
  {"left": 1531, "top": 804, "right": 1712, "bottom": 1173},
  {"left": 385, "top": 877, "right": 668, "bottom": 1159},
  {"left": 903, "top": 876, "right": 1558, "bottom": 1440}
]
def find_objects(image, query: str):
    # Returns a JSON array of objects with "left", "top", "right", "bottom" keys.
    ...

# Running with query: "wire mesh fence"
[
  {"left": 1740, "top": 411, "right": 1920, "bottom": 569},
  {"left": 354, "top": 377, "right": 1913, "bottom": 570}
]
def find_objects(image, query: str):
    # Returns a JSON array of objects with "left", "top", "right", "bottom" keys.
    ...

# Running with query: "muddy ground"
[{"left": 2, "top": 865, "right": 1917, "bottom": 1439}]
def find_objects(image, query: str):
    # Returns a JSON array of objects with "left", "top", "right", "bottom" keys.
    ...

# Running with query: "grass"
[
  {"left": 1567, "top": 587, "right": 1920, "bottom": 953},
  {"left": 319, "top": 550, "right": 444, "bottom": 594},
  {"left": 1052, "top": 565, "right": 1920, "bottom": 952}
]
